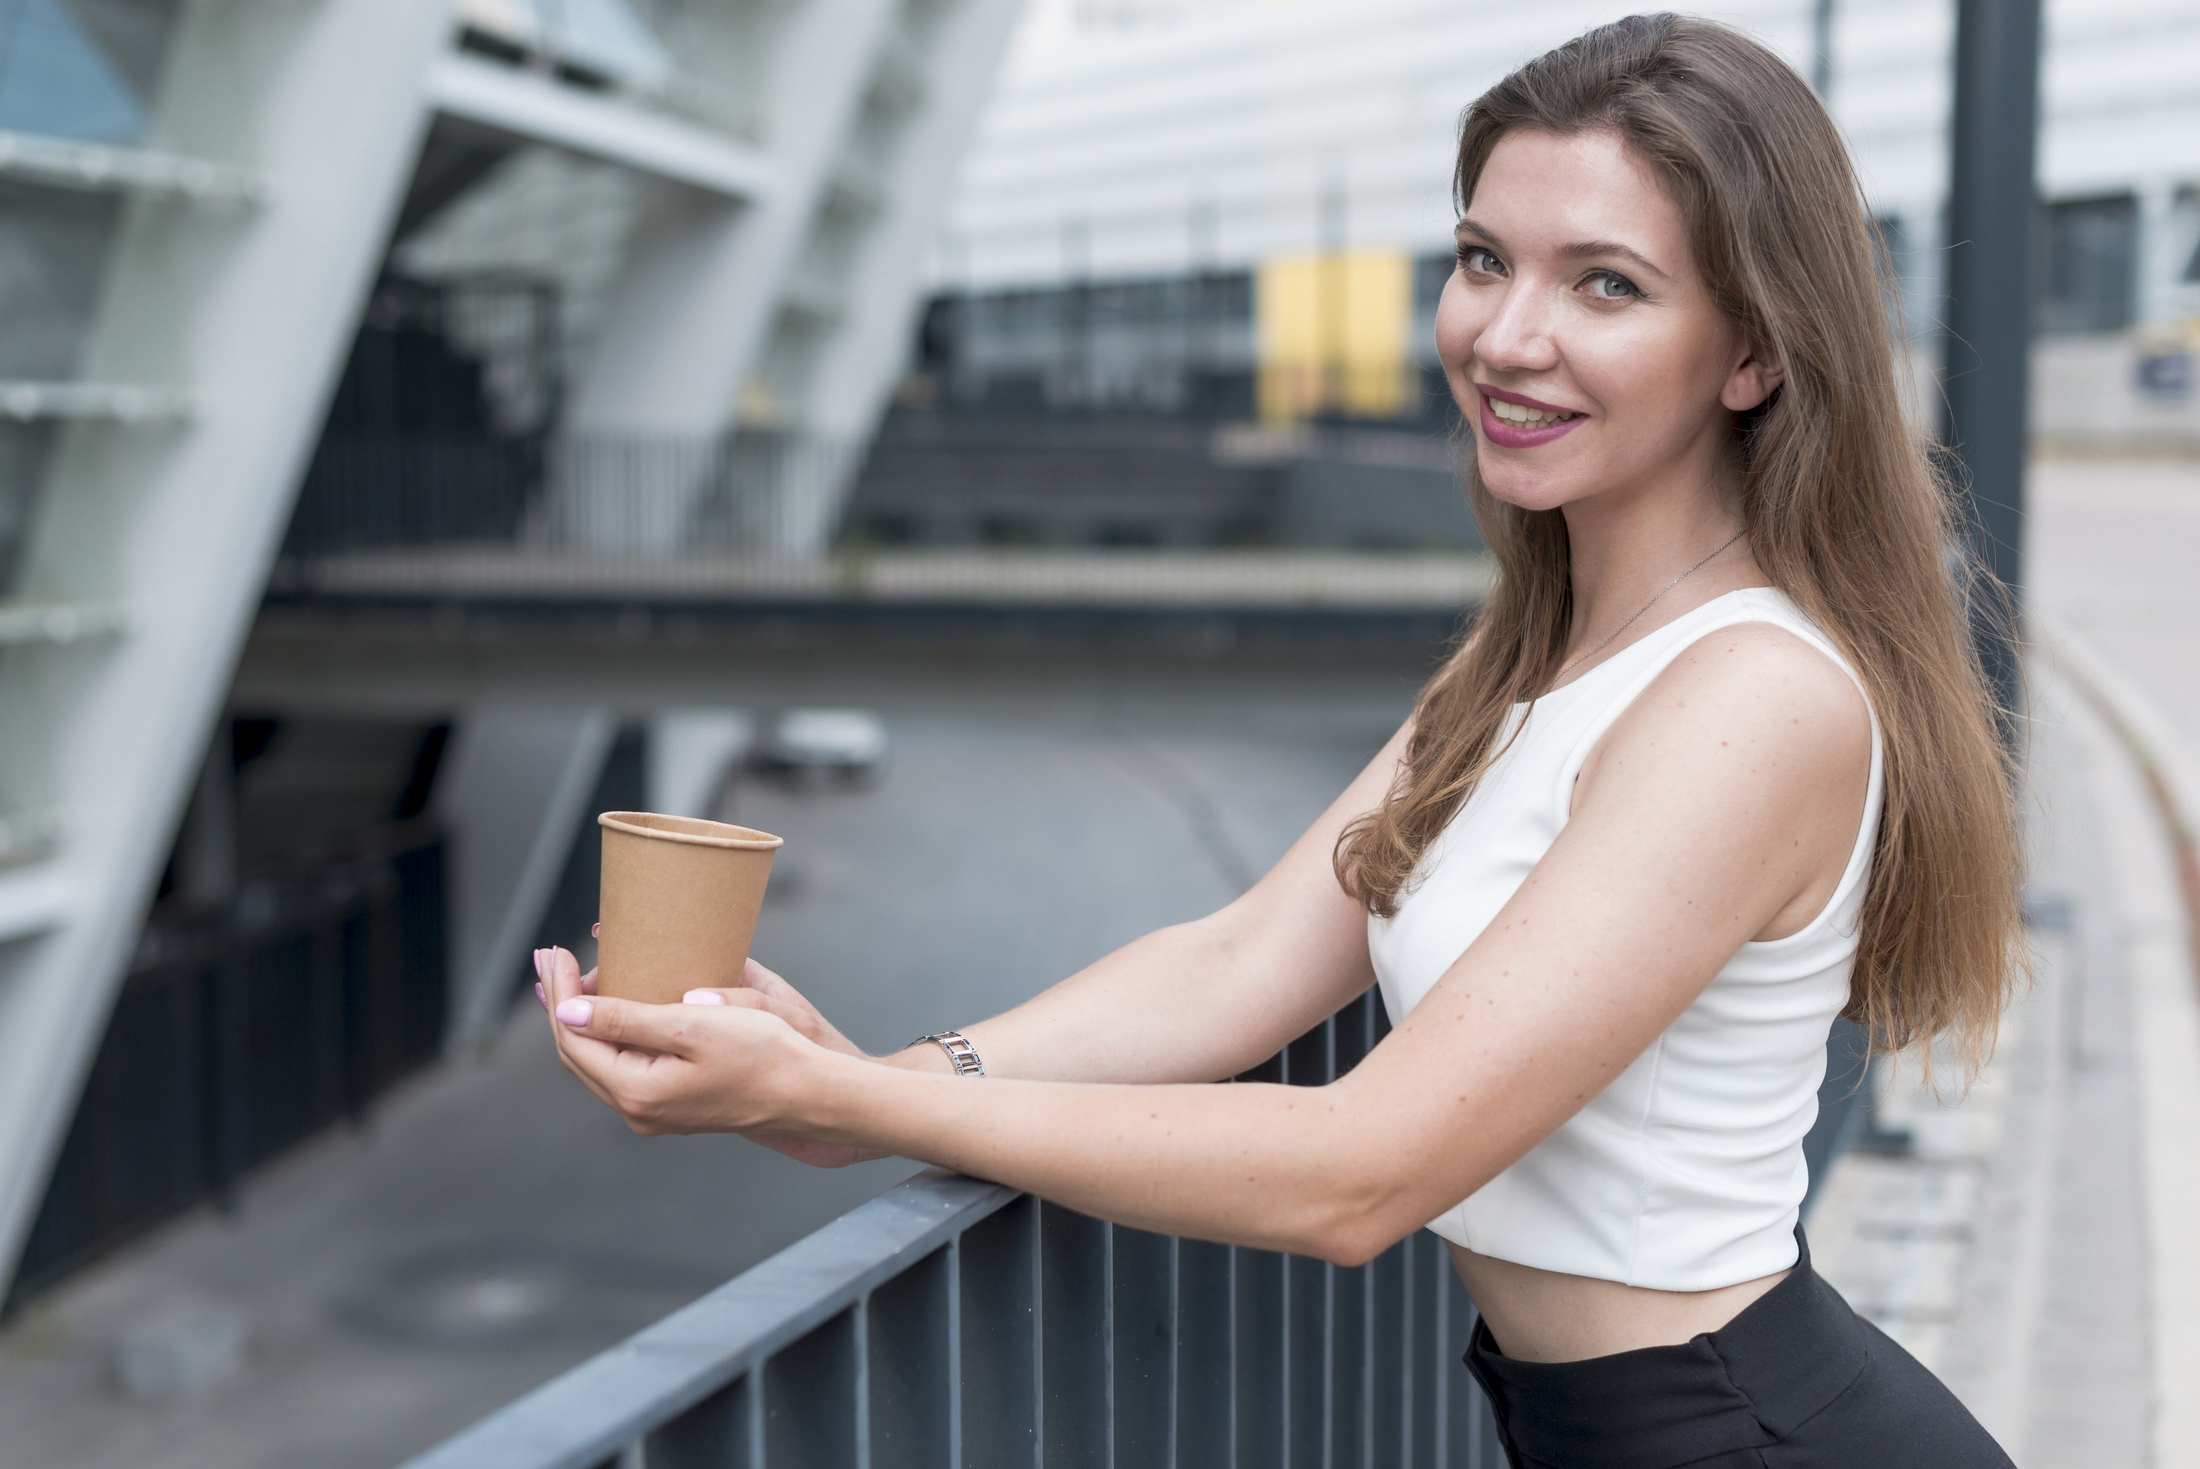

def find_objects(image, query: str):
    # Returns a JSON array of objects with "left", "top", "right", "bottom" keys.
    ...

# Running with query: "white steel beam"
[
  {"left": 0, "top": 0, "right": 459, "bottom": 1302},
  {"left": 427, "top": 51, "right": 774, "bottom": 200}
]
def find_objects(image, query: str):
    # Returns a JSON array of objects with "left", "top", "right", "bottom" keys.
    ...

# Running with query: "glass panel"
[
  {"left": 0, "top": 421, "right": 57, "bottom": 593},
  {"left": 2035, "top": 192, "right": 2138, "bottom": 336},
  {"left": 0, "top": 0, "right": 187, "bottom": 144},
  {"left": 0, "top": 178, "right": 123, "bottom": 380}
]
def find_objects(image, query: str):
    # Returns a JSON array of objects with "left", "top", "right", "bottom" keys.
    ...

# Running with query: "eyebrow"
[{"left": 1454, "top": 217, "right": 1670, "bottom": 281}]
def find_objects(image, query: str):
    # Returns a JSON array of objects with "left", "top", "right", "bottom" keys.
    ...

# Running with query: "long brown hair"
[{"left": 1333, "top": 11, "right": 2036, "bottom": 1098}]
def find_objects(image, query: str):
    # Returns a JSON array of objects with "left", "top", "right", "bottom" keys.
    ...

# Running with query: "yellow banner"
[{"left": 1256, "top": 249, "right": 1411, "bottom": 423}]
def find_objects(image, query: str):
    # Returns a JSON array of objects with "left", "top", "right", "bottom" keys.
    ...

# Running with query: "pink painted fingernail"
[
  {"left": 683, "top": 990, "right": 727, "bottom": 1005},
  {"left": 556, "top": 998, "right": 592, "bottom": 1026}
]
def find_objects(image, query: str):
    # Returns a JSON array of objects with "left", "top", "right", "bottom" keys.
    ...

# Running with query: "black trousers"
[{"left": 1459, "top": 1220, "right": 2017, "bottom": 1468}]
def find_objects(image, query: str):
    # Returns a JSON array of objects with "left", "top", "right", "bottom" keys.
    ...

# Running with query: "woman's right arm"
[{"left": 881, "top": 713, "right": 1417, "bottom": 1087}]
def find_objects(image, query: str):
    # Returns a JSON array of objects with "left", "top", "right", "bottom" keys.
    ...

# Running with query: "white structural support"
[
  {"left": 426, "top": 51, "right": 775, "bottom": 200},
  {"left": 743, "top": 0, "right": 1026, "bottom": 551},
  {"left": 0, "top": 0, "right": 1030, "bottom": 1306},
  {"left": 439, "top": 704, "right": 619, "bottom": 1056},
  {"left": 0, "top": 129, "right": 260, "bottom": 205},
  {"left": 537, "top": 0, "right": 905, "bottom": 554},
  {"left": 0, "top": 0, "right": 460, "bottom": 1300},
  {"left": 0, "top": 383, "right": 191, "bottom": 424},
  {"left": 791, "top": 0, "right": 1025, "bottom": 508}
]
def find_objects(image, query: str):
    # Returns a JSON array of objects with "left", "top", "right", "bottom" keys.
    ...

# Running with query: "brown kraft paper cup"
[{"left": 596, "top": 812, "right": 784, "bottom": 1006}]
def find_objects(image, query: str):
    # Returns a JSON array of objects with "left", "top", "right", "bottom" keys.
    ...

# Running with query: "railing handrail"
[
  {"left": 402, "top": 1167, "right": 1021, "bottom": 1469},
  {"left": 395, "top": 936, "right": 1865, "bottom": 1466}
]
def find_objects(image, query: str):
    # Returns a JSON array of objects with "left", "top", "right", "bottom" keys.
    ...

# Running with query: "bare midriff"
[{"left": 1446, "top": 1240, "right": 1792, "bottom": 1364}]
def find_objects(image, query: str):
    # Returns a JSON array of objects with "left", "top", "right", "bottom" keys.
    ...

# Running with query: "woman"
[{"left": 535, "top": 12, "right": 2030, "bottom": 1464}]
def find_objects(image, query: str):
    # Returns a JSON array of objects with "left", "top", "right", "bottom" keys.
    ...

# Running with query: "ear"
[{"left": 1722, "top": 340, "right": 1784, "bottom": 413}]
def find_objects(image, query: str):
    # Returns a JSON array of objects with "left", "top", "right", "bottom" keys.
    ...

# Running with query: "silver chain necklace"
[{"left": 1552, "top": 526, "right": 1751, "bottom": 687}]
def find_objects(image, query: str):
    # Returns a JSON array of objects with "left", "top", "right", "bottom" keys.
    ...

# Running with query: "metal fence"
[
  {"left": 2, "top": 820, "right": 451, "bottom": 1319},
  {"left": 399, "top": 962, "right": 1876, "bottom": 1467},
  {"left": 404, "top": 985, "right": 1519, "bottom": 1468}
]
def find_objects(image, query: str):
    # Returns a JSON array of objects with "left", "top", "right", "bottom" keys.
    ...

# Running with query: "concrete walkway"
[
  {"left": 1805, "top": 646, "right": 2200, "bottom": 1468},
  {"left": 1801, "top": 449, "right": 2200, "bottom": 1469}
]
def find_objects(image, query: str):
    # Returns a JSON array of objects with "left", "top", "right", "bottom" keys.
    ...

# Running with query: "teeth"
[{"left": 1490, "top": 398, "right": 1578, "bottom": 426}]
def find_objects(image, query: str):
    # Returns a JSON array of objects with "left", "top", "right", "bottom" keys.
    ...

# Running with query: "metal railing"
[
  {"left": 3, "top": 821, "right": 452, "bottom": 1318},
  {"left": 405, "top": 986, "right": 1515, "bottom": 1468}
]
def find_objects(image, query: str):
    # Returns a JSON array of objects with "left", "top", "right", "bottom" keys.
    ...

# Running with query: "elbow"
[
  {"left": 1323, "top": 1227, "right": 1374, "bottom": 1271},
  {"left": 1324, "top": 1206, "right": 1399, "bottom": 1270},
  {"left": 1322, "top": 1146, "right": 1483, "bottom": 1269},
  {"left": 1319, "top": 1155, "right": 1400, "bottom": 1270}
]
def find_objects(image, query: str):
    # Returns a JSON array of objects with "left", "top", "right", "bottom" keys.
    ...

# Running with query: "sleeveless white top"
[{"left": 1365, "top": 586, "right": 1885, "bottom": 1290}]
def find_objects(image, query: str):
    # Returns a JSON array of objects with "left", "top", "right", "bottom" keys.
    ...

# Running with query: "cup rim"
[{"left": 598, "top": 811, "right": 785, "bottom": 850}]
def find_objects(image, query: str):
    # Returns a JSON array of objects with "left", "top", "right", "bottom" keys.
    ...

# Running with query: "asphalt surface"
[{"left": 0, "top": 697, "right": 1407, "bottom": 1467}]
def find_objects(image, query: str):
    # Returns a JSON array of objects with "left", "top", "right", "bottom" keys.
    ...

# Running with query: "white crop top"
[{"left": 1365, "top": 586, "right": 1885, "bottom": 1291}]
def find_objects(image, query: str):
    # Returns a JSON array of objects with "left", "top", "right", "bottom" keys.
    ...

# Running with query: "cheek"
[
  {"left": 1580, "top": 328, "right": 1706, "bottom": 417},
  {"left": 1433, "top": 285, "right": 1481, "bottom": 363}
]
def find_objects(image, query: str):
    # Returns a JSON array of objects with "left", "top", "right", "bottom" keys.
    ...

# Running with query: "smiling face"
[{"left": 1435, "top": 127, "right": 1779, "bottom": 515}]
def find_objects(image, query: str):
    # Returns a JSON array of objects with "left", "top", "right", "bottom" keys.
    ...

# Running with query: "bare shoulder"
[{"left": 1577, "top": 618, "right": 1873, "bottom": 817}]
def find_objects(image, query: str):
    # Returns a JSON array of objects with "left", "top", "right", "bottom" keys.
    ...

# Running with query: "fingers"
[
  {"left": 545, "top": 948, "right": 674, "bottom": 1097},
  {"left": 535, "top": 947, "right": 570, "bottom": 1053},
  {"left": 535, "top": 946, "right": 673, "bottom": 1126},
  {"left": 742, "top": 957, "right": 797, "bottom": 1002},
  {"left": 555, "top": 1032, "right": 622, "bottom": 1112},
  {"left": 525, "top": 959, "right": 600, "bottom": 1009},
  {"left": 682, "top": 987, "right": 764, "bottom": 1008},
  {"left": 555, "top": 985, "right": 696, "bottom": 1061},
  {"left": 535, "top": 948, "right": 623, "bottom": 1111}
]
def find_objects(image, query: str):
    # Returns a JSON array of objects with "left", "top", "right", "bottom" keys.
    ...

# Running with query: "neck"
[{"left": 1558, "top": 486, "right": 1753, "bottom": 646}]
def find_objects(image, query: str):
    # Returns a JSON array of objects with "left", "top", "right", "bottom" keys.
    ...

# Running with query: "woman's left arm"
[
  {"left": 1319, "top": 626, "right": 1876, "bottom": 1267},
  {"left": 545, "top": 627, "right": 1864, "bottom": 1273},
  {"left": 542, "top": 951, "right": 1376, "bottom": 1266},
  {"left": 810, "top": 1052, "right": 1373, "bottom": 1264}
]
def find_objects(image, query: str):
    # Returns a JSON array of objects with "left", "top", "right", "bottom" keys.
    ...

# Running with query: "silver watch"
[{"left": 909, "top": 1029, "right": 986, "bottom": 1077}]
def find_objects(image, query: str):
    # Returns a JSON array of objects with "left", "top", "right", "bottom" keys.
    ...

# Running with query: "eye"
[
  {"left": 1455, "top": 244, "right": 1500, "bottom": 275},
  {"left": 1454, "top": 244, "right": 1643, "bottom": 302},
  {"left": 1586, "top": 270, "right": 1642, "bottom": 301}
]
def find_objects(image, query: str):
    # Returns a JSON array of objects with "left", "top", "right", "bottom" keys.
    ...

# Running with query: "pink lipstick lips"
[{"left": 1477, "top": 386, "right": 1589, "bottom": 448}]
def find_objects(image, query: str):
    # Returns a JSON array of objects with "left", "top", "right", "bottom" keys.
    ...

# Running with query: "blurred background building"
[
  {"left": 0, "top": 0, "right": 1024, "bottom": 1317},
  {"left": 0, "top": 0, "right": 2194, "bottom": 1464},
  {"left": 911, "top": 0, "right": 2199, "bottom": 437}
]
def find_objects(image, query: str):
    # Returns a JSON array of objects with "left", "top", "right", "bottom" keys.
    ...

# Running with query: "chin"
[{"left": 1475, "top": 463, "right": 1577, "bottom": 515}]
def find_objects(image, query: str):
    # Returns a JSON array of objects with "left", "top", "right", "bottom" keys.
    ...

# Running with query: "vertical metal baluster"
[
  {"left": 854, "top": 1293, "right": 872, "bottom": 1469},
  {"left": 1358, "top": 1001, "right": 1377, "bottom": 1469},
  {"left": 1030, "top": 1197, "right": 1046, "bottom": 1469},
  {"left": 1168, "top": 1234, "right": 1180, "bottom": 1469},
  {"left": 1103, "top": 1219, "right": 1115, "bottom": 1469},
  {"left": 1434, "top": 1239, "right": 1449, "bottom": 1469},
  {"left": 1228, "top": 1241, "right": 1239, "bottom": 1468},
  {"left": 1279, "top": 1043, "right": 1293, "bottom": 1466},
  {"left": 751, "top": 1355, "right": 769, "bottom": 1468},
  {"left": 948, "top": 1235, "right": 963, "bottom": 1469},
  {"left": 1321, "top": 1015, "right": 1336, "bottom": 1469}
]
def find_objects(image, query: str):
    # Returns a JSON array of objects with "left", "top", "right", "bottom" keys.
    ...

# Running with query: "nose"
[{"left": 1473, "top": 281, "right": 1561, "bottom": 375}]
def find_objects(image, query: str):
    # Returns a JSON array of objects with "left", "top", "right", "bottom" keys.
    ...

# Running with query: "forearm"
[
  {"left": 808, "top": 1050, "right": 1371, "bottom": 1264},
  {"left": 875, "top": 919, "right": 1270, "bottom": 1086}
]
